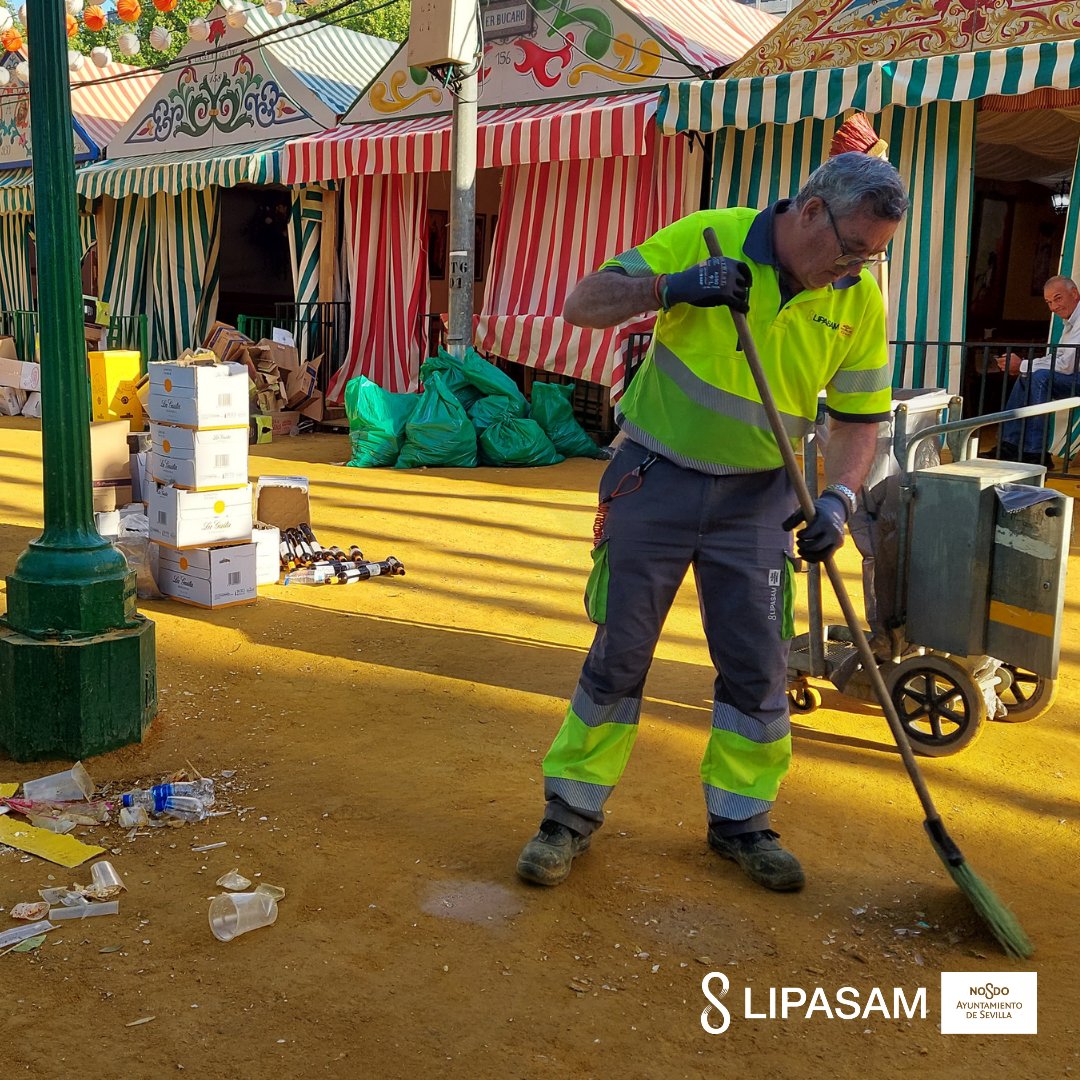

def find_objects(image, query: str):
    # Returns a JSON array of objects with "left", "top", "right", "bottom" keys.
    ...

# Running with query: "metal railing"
[
  {"left": 105, "top": 314, "right": 149, "bottom": 372},
  {"left": 0, "top": 309, "right": 148, "bottom": 368},
  {"left": 238, "top": 302, "right": 350, "bottom": 395}
]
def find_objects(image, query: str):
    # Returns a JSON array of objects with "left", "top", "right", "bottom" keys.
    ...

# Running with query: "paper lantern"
[
  {"left": 153, "top": 0, "right": 178, "bottom": 9},
  {"left": 225, "top": 9, "right": 247, "bottom": 29},
  {"left": 66, "top": 13, "right": 77, "bottom": 37},
  {"left": 68, "top": 49, "right": 85, "bottom": 72},
  {"left": 0, "top": 9, "right": 12, "bottom": 32},
  {"left": 117, "top": 0, "right": 141, "bottom": 24},
  {"left": 91, "top": 45, "right": 112, "bottom": 68},
  {"left": 187, "top": 17, "right": 209, "bottom": 41},
  {"left": 149, "top": 25, "right": 171, "bottom": 51},
  {"left": 1, "top": 27, "right": 22, "bottom": 53},
  {"left": 14, "top": 60, "right": 28, "bottom": 83},
  {"left": 83, "top": 5, "right": 106, "bottom": 32},
  {"left": 17, "top": 6, "right": 26, "bottom": 28},
  {"left": 117, "top": 31, "right": 140, "bottom": 57},
  {"left": 0, "top": 68, "right": 10, "bottom": 87},
  {"left": 263, "top": 0, "right": 286, "bottom": 13},
  {"left": 66, "top": 0, "right": 85, "bottom": 15}
]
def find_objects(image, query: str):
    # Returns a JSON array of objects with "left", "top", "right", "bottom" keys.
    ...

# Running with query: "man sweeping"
[{"left": 517, "top": 153, "right": 910, "bottom": 892}]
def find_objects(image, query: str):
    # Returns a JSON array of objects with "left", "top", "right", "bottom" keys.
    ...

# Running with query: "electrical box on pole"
[{"left": 408, "top": 0, "right": 479, "bottom": 70}]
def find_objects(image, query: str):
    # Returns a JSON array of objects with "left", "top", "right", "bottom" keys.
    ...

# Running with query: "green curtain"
[{"left": 0, "top": 213, "right": 34, "bottom": 313}]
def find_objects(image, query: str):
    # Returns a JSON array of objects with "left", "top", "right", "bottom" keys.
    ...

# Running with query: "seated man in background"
[{"left": 995, "top": 275, "right": 1080, "bottom": 465}]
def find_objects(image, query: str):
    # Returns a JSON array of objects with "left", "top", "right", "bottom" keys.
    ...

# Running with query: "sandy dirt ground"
[{"left": 0, "top": 418, "right": 1076, "bottom": 1079}]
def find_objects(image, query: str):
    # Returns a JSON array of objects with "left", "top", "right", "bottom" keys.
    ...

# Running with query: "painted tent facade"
[
  {"left": 659, "top": 0, "right": 1080, "bottom": 391},
  {"left": 0, "top": 53, "right": 161, "bottom": 318},
  {"left": 283, "top": 0, "right": 780, "bottom": 400},
  {"left": 83, "top": 6, "right": 394, "bottom": 361}
]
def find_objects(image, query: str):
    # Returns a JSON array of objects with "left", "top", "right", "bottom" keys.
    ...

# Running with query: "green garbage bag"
[
  {"left": 468, "top": 393, "right": 528, "bottom": 433},
  {"left": 395, "top": 370, "right": 478, "bottom": 469},
  {"left": 344, "top": 376, "right": 418, "bottom": 468},
  {"left": 421, "top": 347, "right": 527, "bottom": 411},
  {"left": 530, "top": 381, "right": 605, "bottom": 459},
  {"left": 479, "top": 416, "right": 564, "bottom": 467}
]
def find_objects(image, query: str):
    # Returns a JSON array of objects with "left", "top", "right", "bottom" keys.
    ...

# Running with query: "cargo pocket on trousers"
[
  {"left": 782, "top": 554, "right": 797, "bottom": 640},
  {"left": 584, "top": 540, "right": 610, "bottom": 625}
]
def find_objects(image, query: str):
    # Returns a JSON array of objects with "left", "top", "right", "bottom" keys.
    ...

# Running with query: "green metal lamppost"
[{"left": 0, "top": 0, "right": 156, "bottom": 761}]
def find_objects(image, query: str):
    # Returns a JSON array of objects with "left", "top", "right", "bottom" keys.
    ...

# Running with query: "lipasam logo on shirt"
[{"left": 810, "top": 312, "right": 855, "bottom": 337}]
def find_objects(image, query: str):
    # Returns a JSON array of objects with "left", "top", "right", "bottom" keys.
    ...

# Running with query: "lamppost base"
[{"left": 0, "top": 615, "right": 156, "bottom": 761}]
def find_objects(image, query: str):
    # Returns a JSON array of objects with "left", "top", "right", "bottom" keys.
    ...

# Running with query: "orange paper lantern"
[
  {"left": 66, "top": 13, "right": 77, "bottom": 37},
  {"left": 1, "top": 27, "right": 22, "bottom": 53},
  {"left": 83, "top": 5, "right": 106, "bottom": 32},
  {"left": 153, "top": 0, "right": 178, "bottom": 10},
  {"left": 117, "top": 0, "right": 142, "bottom": 24}
]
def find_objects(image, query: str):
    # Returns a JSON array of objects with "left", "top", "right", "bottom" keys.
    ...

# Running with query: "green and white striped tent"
[
  {"left": 659, "top": 38, "right": 1080, "bottom": 390},
  {"left": 83, "top": 5, "right": 395, "bottom": 361}
]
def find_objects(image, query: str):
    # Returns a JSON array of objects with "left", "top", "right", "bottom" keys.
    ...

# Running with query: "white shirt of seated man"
[{"left": 996, "top": 277, "right": 1080, "bottom": 376}]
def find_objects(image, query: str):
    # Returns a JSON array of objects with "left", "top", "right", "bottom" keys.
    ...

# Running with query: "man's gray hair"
[
  {"left": 795, "top": 152, "right": 909, "bottom": 221},
  {"left": 1043, "top": 274, "right": 1078, "bottom": 293}
]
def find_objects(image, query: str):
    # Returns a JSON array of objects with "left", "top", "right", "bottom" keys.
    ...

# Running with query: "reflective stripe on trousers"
[{"left": 542, "top": 442, "right": 794, "bottom": 838}]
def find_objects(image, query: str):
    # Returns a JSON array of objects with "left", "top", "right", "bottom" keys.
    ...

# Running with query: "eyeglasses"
[{"left": 821, "top": 200, "right": 889, "bottom": 271}]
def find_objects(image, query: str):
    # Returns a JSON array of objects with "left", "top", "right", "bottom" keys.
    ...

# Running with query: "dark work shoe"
[
  {"left": 516, "top": 819, "right": 591, "bottom": 886},
  {"left": 707, "top": 827, "right": 805, "bottom": 892},
  {"left": 997, "top": 442, "right": 1020, "bottom": 462},
  {"left": 1020, "top": 450, "right": 1054, "bottom": 468}
]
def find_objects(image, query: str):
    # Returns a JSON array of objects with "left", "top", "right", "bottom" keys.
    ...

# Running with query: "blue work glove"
[
  {"left": 661, "top": 256, "right": 752, "bottom": 314},
  {"left": 782, "top": 492, "right": 849, "bottom": 563}
]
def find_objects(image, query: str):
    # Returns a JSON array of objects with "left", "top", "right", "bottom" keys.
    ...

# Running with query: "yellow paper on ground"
[
  {"left": 0, "top": 816, "right": 104, "bottom": 866},
  {"left": 0, "top": 783, "right": 17, "bottom": 797}
]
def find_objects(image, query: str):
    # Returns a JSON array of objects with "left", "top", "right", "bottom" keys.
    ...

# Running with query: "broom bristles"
[
  {"left": 831, "top": 111, "right": 888, "bottom": 158},
  {"left": 924, "top": 820, "right": 1034, "bottom": 958}
]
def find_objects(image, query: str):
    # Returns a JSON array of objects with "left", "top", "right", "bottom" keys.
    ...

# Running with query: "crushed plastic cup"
[
  {"left": 254, "top": 883, "right": 286, "bottom": 902},
  {"left": 208, "top": 892, "right": 277, "bottom": 942},
  {"left": 21, "top": 762, "right": 94, "bottom": 803},
  {"left": 0, "top": 920, "right": 54, "bottom": 948},
  {"left": 10, "top": 901, "right": 50, "bottom": 921},
  {"left": 215, "top": 868, "right": 251, "bottom": 891},
  {"left": 90, "top": 861, "right": 126, "bottom": 893},
  {"left": 119, "top": 805, "right": 149, "bottom": 828},
  {"left": 28, "top": 814, "right": 77, "bottom": 835},
  {"left": 47, "top": 901, "right": 118, "bottom": 921}
]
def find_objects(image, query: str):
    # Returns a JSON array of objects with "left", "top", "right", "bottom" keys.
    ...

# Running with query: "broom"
[{"left": 702, "top": 227, "right": 1033, "bottom": 959}]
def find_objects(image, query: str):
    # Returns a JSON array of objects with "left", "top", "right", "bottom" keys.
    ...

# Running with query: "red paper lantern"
[
  {"left": 153, "top": 0, "right": 178, "bottom": 11},
  {"left": 66, "top": 13, "right": 77, "bottom": 38},
  {"left": 1, "top": 28, "right": 22, "bottom": 53},
  {"left": 117, "top": 0, "right": 142, "bottom": 24},
  {"left": 83, "top": 6, "right": 107, "bottom": 32}
]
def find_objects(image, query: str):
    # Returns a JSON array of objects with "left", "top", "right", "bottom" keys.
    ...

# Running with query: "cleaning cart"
[{"left": 787, "top": 391, "right": 1078, "bottom": 756}]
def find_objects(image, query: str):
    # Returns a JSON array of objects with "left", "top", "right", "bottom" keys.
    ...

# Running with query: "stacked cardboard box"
[
  {"left": 0, "top": 335, "right": 41, "bottom": 418},
  {"left": 89, "top": 350, "right": 144, "bottom": 430},
  {"left": 146, "top": 356, "right": 256, "bottom": 608}
]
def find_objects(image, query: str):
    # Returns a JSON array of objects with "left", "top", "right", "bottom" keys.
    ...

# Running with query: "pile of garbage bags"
[{"left": 345, "top": 348, "right": 607, "bottom": 469}]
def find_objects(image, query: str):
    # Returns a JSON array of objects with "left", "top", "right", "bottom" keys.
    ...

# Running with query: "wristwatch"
[{"left": 823, "top": 483, "right": 858, "bottom": 518}]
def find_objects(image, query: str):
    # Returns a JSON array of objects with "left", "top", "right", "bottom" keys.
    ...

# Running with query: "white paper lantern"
[
  {"left": 0, "top": 9, "right": 13, "bottom": 33},
  {"left": 0, "top": 68, "right": 11, "bottom": 87},
  {"left": 65, "top": 0, "right": 85, "bottom": 15},
  {"left": 304, "top": 0, "right": 320, "bottom": 6},
  {"left": 14, "top": 60, "right": 29, "bottom": 83},
  {"left": 67, "top": 49, "right": 85, "bottom": 72},
  {"left": 187, "top": 17, "right": 209, "bottom": 42},
  {"left": 149, "top": 25, "right": 172, "bottom": 51},
  {"left": 91, "top": 46, "right": 112, "bottom": 68},
  {"left": 225, "top": 9, "right": 247, "bottom": 29},
  {"left": 17, "top": 6, "right": 27, "bottom": 28},
  {"left": 263, "top": 0, "right": 286, "bottom": 14},
  {"left": 117, "top": 32, "right": 140, "bottom": 57}
]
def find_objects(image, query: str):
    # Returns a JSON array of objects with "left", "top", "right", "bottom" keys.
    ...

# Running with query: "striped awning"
[
  {"left": 69, "top": 61, "right": 163, "bottom": 154},
  {"left": 76, "top": 139, "right": 286, "bottom": 199},
  {"left": 284, "top": 93, "right": 660, "bottom": 184},
  {"left": 659, "top": 37, "right": 1080, "bottom": 133},
  {"left": 0, "top": 168, "right": 32, "bottom": 214}
]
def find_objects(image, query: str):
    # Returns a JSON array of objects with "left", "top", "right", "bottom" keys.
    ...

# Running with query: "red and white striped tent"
[{"left": 283, "top": 0, "right": 778, "bottom": 401}]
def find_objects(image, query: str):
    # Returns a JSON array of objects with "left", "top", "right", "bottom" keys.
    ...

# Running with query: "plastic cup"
[
  {"left": 208, "top": 892, "right": 277, "bottom": 942},
  {"left": 22, "top": 761, "right": 94, "bottom": 802},
  {"left": 47, "top": 901, "right": 118, "bottom": 921},
  {"left": 90, "top": 860, "right": 126, "bottom": 892}
]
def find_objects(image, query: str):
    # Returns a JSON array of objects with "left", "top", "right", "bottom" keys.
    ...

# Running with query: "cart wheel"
[
  {"left": 994, "top": 665, "right": 1057, "bottom": 723},
  {"left": 881, "top": 655, "right": 986, "bottom": 757},
  {"left": 788, "top": 686, "right": 822, "bottom": 714}
]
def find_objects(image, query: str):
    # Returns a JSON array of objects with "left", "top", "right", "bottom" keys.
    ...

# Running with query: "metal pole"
[
  {"left": 445, "top": 66, "right": 477, "bottom": 360},
  {"left": 0, "top": 0, "right": 156, "bottom": 760}
]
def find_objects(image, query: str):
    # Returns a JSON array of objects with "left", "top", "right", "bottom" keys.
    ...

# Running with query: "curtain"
[
  {"left": 289, "top": 184, "right": 324, "bottom": 358},
  {"left": 331, "top": 173, "right": 428, "bottom": 400},
  {"left": 0, "top": 213, "right": 33, "bottom": 313}
]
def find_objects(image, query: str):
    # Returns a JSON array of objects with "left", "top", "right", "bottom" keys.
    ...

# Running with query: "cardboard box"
[
  {"left": 148, "top": 359, "right": 249, "bottom": 428},
  {"left": 149, "top": 482, "right": 253, "bottom": 549},
  {"left": 89, "top": 350, "right": 142, "bottom": 422},
  {"left": 203, "top": 322, "right": 253, "bottom": 366},
  {"left": 0, "top": 355, "right": 41, "bottom": 392},
  {"left": 150, "top": 423, "right": 249, "bottom": 490},
  {"left": 84, "top": 323, "right": 107, "bottom": 352},
  {"left": 90, "top": 419, "right": 132, "bottom": 511},
  {"left": 269, "top": 410, "right": 300, "bottom": 437},
  {"left": 0, "top": 385, "right": 26, "bottom": 416},
  {"left": 299, "top": 389, "right": 324, "bottom": 423},
  {"left": 254, "top": 476, "right": 310, "bottom": 531},
  {"left": 253, "top": 523, "right": 281, "bottom": 586},
  {"left": 249, "top": 415, "right": 272, "bottom": 444},
  {"left": 20, "top": 391, "right": 40, "bottom": 419},
  {"left": 157, "top": 542, "right": 257, "bottom": 608}
]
